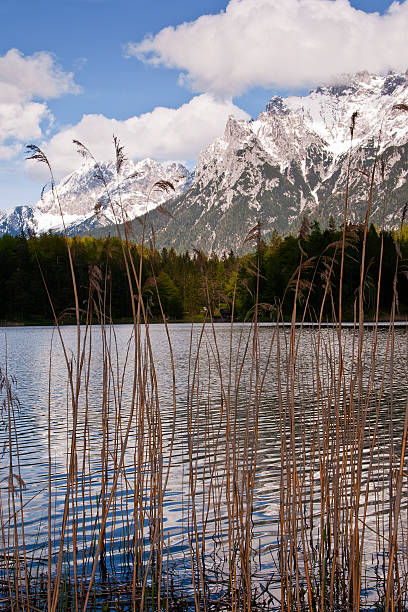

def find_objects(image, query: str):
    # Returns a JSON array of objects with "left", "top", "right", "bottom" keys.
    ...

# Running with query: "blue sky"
[{"left": 0, "top": 0, "right": 405, "bottom": 210}]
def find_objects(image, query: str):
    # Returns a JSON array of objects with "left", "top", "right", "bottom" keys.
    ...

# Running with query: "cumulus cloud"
[
  {"left": 0, "top": 49, "right": 79, "bottom": 160},
  {"left": 127, "top": 0, "right": 408, "bottom": 97},
  {"left": 26, "top": 94, "right": 249, "bottom": 180}
]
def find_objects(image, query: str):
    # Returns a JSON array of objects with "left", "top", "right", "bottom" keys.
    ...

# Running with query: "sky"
[{"left": 0, "top": 0, "right": 406, "bottom": 210}]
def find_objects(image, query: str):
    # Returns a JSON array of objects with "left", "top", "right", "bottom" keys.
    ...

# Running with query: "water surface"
[{"left": 1, "top": 323, "right": 407, "bottom": 607}]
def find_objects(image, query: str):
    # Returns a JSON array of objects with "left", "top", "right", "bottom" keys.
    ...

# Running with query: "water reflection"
[{"left": 0, "top": 322, "right": 407, "bottom": 608}]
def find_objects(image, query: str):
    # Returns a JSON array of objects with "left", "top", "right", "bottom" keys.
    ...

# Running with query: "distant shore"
[{"left": 1, "top": 318, "right": 407, "bottom": 327}]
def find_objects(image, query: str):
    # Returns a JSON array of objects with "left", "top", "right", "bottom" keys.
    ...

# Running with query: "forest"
[{"left": 0, "top": 219, "right": 407, "bottom": 324}]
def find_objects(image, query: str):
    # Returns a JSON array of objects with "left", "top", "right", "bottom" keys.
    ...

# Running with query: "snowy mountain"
[
  {"left": 2, "top": 71, "right": 408, "bottom": 253},
  {"left": 124, "top": 70, "right": 408, "bottom": 254},
  {"left": 0, "top": 158, "right": 192, "bottom": 237}
]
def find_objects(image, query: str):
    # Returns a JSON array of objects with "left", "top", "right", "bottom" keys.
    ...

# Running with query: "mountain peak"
[
  {"left": 308, "top": 70, "right": 408, "bottom": 99},
  {"left": 223, "top": 115, "right": 252, "bottom": 141},
  {"left": 265, "top": 97, "right": 289, "bottom": 116}
]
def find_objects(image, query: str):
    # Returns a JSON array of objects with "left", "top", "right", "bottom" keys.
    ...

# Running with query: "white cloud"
[
  {"left": 128, "top": 0, "right": 408, "bottom": 97},
  {"left": 0, "top": 49, "right": 79, "bottom": 104},
  {"left": 26, "top": 94, "right": 249, "bottom": 180},
  {"left": 0, "top": 49, "right": 79, "bottom": 160}
]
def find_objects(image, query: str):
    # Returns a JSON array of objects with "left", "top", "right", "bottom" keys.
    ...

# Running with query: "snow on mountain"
[
  {"left": 260, "top": 72, "right": 408, "bottom": 157},
  {"left": 0, "top": 206, "right": 35, "bottom": 236},
  {"left": 115, "top": 71, "right": 408, "bottom": 254},
  {"left": 0, "top": 158, "right": 192, "bottom": 237},
  {"left": 196, "top": 70, "right": 408, "bottom": 186},
  {"left": 2, "top": 71, "right": 408, "bottom": 254}
]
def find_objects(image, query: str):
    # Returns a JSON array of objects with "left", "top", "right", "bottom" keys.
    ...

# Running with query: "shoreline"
[{"left": 1, "top": 319, "right": 407, "bottom": 328}]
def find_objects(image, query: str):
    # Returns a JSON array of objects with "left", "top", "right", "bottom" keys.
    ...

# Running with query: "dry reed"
[{"left": 0, "top": 121, "right": 408, "bottom": 612}]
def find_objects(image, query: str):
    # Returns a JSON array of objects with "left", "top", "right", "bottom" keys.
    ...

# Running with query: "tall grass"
[{"left": 0, "top": 119, "right": 408, "bottom": 611}]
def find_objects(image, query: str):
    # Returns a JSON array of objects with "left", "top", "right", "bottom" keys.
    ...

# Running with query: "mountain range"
[{"left": 2, "top": 70, "right": 408, "bottom": 254}]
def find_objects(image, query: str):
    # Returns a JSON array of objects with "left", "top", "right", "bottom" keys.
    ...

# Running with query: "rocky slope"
[{"left": 123, "top": 71, "right": 408, "bottom": 254}]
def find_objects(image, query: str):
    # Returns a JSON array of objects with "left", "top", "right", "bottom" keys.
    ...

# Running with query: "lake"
[{"left": 0, "top": 322, "right": 407, "bottom": 610}]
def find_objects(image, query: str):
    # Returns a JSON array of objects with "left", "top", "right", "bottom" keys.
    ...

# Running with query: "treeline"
[{"left": 0, "top": 221, "right": 407, "bottom": 324}]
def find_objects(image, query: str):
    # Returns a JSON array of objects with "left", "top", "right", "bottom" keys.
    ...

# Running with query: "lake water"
[{"left": 1, "top": 322, "right": 407, "bottom": 609}]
